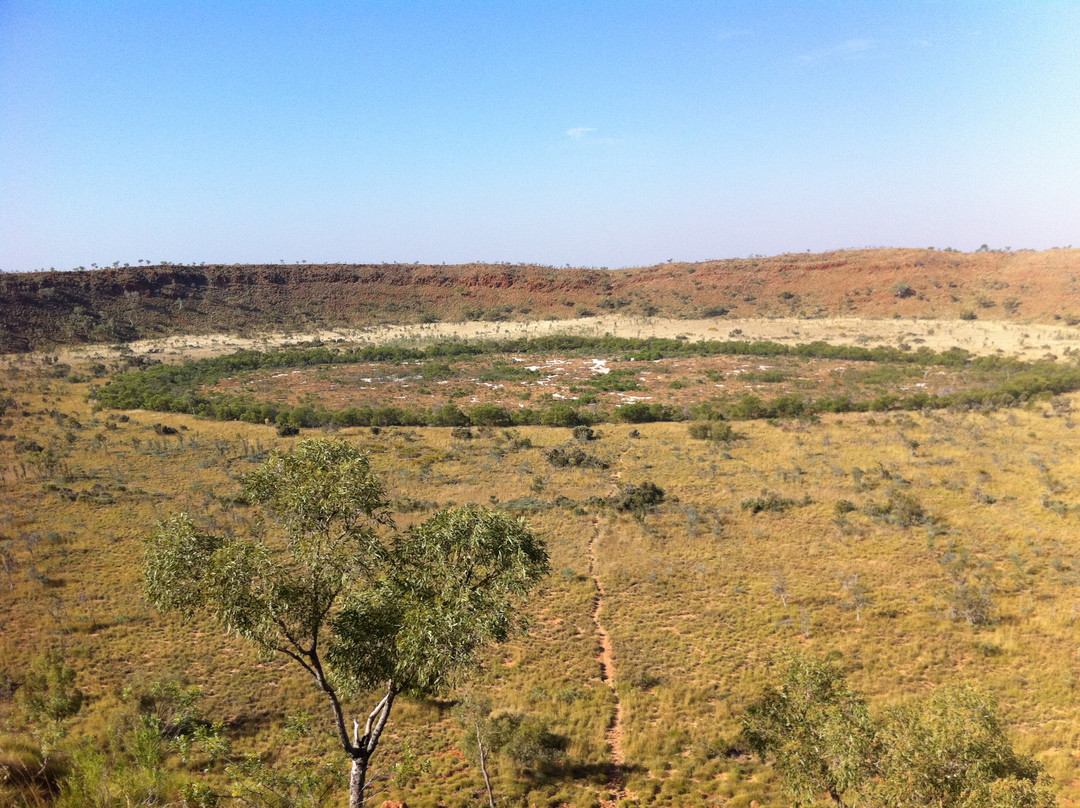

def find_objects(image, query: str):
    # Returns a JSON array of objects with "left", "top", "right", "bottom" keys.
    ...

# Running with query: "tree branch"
[
  {"left": 273, "top": 645, "right": 316, "bottom": 680},
  {"left": 307, "top": 648, "right": 357, "bottom": 757},
  {"left": 363, "top": 681, "right": 397, "bottom": 755}
]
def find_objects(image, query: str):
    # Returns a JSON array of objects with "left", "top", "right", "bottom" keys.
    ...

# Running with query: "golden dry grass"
[{"left": 3, "top": 330, "right": 1080, "bottom": 807}]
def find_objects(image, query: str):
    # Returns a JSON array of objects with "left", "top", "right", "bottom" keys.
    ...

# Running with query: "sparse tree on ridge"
[{"left": 143, "top": 438, "right": 550, "bottom": 808}]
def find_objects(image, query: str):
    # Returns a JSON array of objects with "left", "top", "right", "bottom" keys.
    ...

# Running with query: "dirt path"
[{"left": 588, "top": 519, "right": 625, "bottom": 802}]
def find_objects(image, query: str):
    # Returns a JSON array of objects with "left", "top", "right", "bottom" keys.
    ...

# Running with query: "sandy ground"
[{"left": 12, "top": 315, "right": 1080, "bottom": 367}]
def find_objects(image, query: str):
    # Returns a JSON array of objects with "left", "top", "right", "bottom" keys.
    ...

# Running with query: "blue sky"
[{"left": 2, "top": 1, "right": 1078, "bottom": 271}]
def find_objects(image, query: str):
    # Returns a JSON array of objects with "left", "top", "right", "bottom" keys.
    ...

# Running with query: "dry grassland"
[{"left": 2, "top": 319, "right": 1080, "bottom": 807}]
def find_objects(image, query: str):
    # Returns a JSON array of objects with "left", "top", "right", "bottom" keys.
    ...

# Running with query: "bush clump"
[
  {"left": 572, "top": 425, "right": 599, "bottom": 442},
  {"left": 687, "top": 421, "right": 738, "bottom": 442},
  {"left": 741, "top": 491, "right": 811, "bottom": 514},
  {"left": 613, "top": 481, "right": 666, "bottom": 517},
  {"left": 545, "top": 446, "right": 609, "bottom": 469},
  {"left": 865, "top": 491, "right": 934, "bottom": 528},
  {"left": 614, "top": 402, "right": 680, "bottom": 423}
]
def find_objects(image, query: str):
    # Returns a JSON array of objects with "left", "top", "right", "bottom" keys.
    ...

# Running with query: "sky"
[{"left": 2, "top": 1, "right": 1079, "bottom": 272}]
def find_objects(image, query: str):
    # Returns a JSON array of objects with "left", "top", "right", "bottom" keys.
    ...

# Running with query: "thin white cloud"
[
  {"left": 800, "top": 38, "right": 878, "bottom": 62},
  {"left": 566, "top": 127, "right": 597, "bottom": 139},
  {"left": 715, "top": 28, "right": 751, "bottom": 41}
]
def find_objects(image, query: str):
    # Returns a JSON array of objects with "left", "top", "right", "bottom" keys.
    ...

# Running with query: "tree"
[
  {"left": 18, "top": 650, "right": 85, "bottom": 726},
  {"left": 143, "top": 438, "right": 549, "bottom": 808},
  {"left": 454, "top": 692, "right": 566, "bottom": 808},
  {"left": 741, "top": 656, "right": 876, "bottom": 807},
  {"left": 872, "top": 685, "right": 1056, "bottom": 808},
  {"left": 455, "top": 693, "right": 500, "bottom": 808},
  {"left": 743, "top": 657, "right": 1057, "bottom": 808},
  {"left": 15, "top": 650, "right": 86, "bottom": 774}
]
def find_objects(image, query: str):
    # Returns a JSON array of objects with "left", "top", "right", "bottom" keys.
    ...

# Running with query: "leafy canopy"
[
  {"left": 742, "top": 655, "right": 1056, "bottom": 808},
  {"left": 741, "top": 655, "right": 875, "bottom": 807},
  {"left": 143, "top": 436, "right": 550, "bottom": 699}
]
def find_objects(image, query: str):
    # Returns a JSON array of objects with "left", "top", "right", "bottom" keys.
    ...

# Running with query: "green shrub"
[
  {"left": 572, "top": 425, "right": 598, "bottom": 442},
  {"left": 687, "top": 421, "right": 737, "bottom": 442},
  {"left": 865, "top": 492, "right": 934, "bottom": 528},
  {"left": 468, "top": 404, "right": 513, "bottom": 427},
  {"left": 544, "top": 446, "right": 609, "bottom": 470},
  {"left": 432, "top": 403, "right": 469, "bottom": 427},
  {"left": 613, "top": 482, "right": 666, "bottom": 518},
  {"left": 741, "top": 492, "right": 810, "bottom": 514},
  {"left": 614, "top": 402, "right": 678, "bottom": 423},
  {"left": 540, "top": 403, "right": 591, "bottom": 427}
]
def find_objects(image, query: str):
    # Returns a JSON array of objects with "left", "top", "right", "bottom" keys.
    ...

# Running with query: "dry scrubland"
[
  {"left": 40, "top": 314, "right": 1080, "bottom": 366},
  {"left": 4, "top": 317, "right": 1080, "bottom": 807},
  {"left": 4, "top": 247, "right": 1080, "bottom": 353}
]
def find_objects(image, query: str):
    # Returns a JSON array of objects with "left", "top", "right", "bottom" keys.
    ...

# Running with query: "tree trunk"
[
  {"left": 826, "top": 785, "right": 848, "bottom": 808},
  {"left": 348, "top": 754, "right": 368, "bottom": 808},
  {"left": 477, "top": 727, "right": 496, "bottom": 808}
]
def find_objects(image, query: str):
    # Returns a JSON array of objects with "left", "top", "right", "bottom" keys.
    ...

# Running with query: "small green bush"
[
  {"left": 545, "top": 446, "right": 609, "bottom": 470},
  {"left": 741, "top": 492, "right": 811, "bottom": 514},
  {"left": 687, "top": 421, "right": 737, "bottom": 442},
  {"left": 613, "top": 482, "right": 666, "bottom": 518}
]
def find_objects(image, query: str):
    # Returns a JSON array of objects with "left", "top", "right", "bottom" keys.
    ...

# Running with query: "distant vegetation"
[{"left": 93, "top": 336, "right": 1080, "bottom": 430}]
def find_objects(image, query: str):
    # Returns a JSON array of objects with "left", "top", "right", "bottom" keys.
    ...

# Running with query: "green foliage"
[
  {"left": 224, "top": 752, "right": 344, "bottom": 808},
  {"left": 613, "top": 482, "right": 666, "bottom": 519},
  {"left": 872, "top": 685, "right": 1054, "bottom": 808},
  {"left": 571, "top": 425, "right": 598, "bottom": 442},
  {"left": 865, "top": 491, "right": 935, "bottom": 528},
  {"left": 728, "top": 394, "right": 771, "bottom": 420},
  {"left": 687, "top": 421, "right": 737, "bottom": 442},
  {"left": 583, "top": 369, "right": 639, "bottom": 392},
  {"left": 479, "top": 363, "right": 540, "bottom": 382},
  {"left": 419, "top": 361, "right": 455, "bottom": 380},
  {"left": 90, "top": 335, "right": 1080, "bottom": 433},
  {"left": 330, "top": 503, "right": 550, "bottom": 696},
  {"left": 740, "top": 369, "right": 788, "bottom": 383},
  {"left": 455, "top": 692, "right": 568, "bottom": 806},
  {"left": 741, "top": 656, "right": 875, "bottom": 807},
  {"left": 741, "top": 491, "right": 810, "bottom": 515},
  {"left": 432, "top": 402, "right": 470, "bottom": 427},
  {"left": 544, "top": 446, "right": 609, "bottom": 469},
  {"left": 52, "top": 682, "right": 227, "bottom": 808},
  {"left": 743, "top": 657, "right": 1056, "bottom": 808},
  {"left": 541, "top": 403, "right": 592, "bottom": 427},
  {"left": 946, "top": 578, "right": 996, "bottom": 627},
  {"left": 833, "top": 499, "right": 857, "bottom": 517},
  {"left": 469, "top": 403, "right": 514, "bottom": 427},
  {"left": 17, "top": 650, "right": 85, "bottom": 726},
  {"left": 143, "top": 438, "right": 549, "bottom": 804},
  {"left": 614, "top": 402, "right": 679, "bottom": 423}
]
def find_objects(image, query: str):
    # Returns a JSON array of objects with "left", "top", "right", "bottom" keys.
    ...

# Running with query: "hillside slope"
[{"left": 2, "top": 248, "right": 1079, "bottom": 352}]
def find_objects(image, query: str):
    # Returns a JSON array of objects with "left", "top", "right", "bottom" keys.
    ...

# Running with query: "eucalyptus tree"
[
  {"left": 743, "top": 656, "right": 1056, "bottom": 808},
  {"left": 144, "top": 438, "right": 549, "bottom": 808},
  {"left": 741, "top": 655, "right": 876, "bottom": 808}
]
